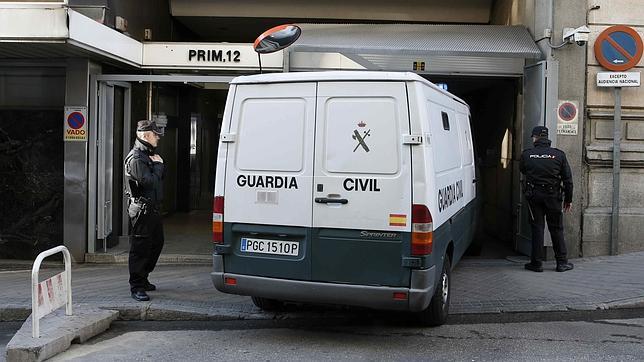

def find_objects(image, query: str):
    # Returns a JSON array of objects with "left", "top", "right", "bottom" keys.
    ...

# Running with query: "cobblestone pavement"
[
  {"left": 450, "top": 252, "right": 644, "bottom": 314},
  {"left": 1, "top": 252, "right": 643, "bottom": 320}
]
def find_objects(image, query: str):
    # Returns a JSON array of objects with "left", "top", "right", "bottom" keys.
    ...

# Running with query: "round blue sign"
[
  {"left": 67, "top": 112, "right": 85, "bottom": 130},
  {"left": 594, "top": 25, "right": 643, "bottom": 71},
  {"left": 558, "top": 102, "right": 577, "bottom": 122}
]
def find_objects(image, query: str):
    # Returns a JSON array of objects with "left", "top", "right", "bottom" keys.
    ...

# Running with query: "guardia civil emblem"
[{"left": 352, "top": 121, "right": 371, "bottom": 153}]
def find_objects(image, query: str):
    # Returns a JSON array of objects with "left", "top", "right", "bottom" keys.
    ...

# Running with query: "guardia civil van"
[{"left": 211, "top": 71, "right": 477, "bottom": 326}]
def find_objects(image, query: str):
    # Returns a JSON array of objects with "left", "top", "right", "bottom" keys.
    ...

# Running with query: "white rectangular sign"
[
  {"left": 597, "top": 72, "right": 640, "bottom": 87},
  {"left": 143, "top": 43, "right": 283, "bottom": 70},
  {"left": 36, "top": 272, "right": 67, "bottom": 318}
]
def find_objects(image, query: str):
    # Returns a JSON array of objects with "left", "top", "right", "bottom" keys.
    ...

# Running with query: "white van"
[{"left": 211, "top": 71, "right": 477, "bottom": 326}]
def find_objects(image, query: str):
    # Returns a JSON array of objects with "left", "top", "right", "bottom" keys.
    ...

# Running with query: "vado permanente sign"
[{"left": 64, "top": 106, "right": 87, "bottom": 142}]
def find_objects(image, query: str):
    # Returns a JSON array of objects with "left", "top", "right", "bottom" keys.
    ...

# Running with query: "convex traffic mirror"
[{"left": 253, "top": 24, "right": 301, "bottom": 54}]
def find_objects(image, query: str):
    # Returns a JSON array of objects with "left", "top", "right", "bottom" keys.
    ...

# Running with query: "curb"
[
  {"left": 6, "top": 306, "right": 118, "bottom": 362},
  {"left": 84, "top": 253, "right": 211, "bottom": 265},
  {"left": 3, "top": 299, "right": 644, "bottom": 324}
]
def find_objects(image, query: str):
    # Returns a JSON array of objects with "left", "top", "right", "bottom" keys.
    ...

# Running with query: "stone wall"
[{"left": 584, "top": 0, "right": 644, "bottom": 255}]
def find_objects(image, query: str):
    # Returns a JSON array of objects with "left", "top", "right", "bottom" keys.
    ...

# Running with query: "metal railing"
[{"left": 31, "top": 246, "right": 72, "bottom": 338}]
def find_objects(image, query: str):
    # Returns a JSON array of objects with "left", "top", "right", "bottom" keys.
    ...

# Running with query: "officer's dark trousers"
[
  {"left": 527, "top": 189, "right": 568, "bottom": 265},
  {"left": 129, "top": 212, "right": 164, "bottom": 292}
]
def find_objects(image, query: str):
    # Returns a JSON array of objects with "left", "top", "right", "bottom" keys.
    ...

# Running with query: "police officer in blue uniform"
[
  {"left": 520, "top": 126, "right": 574, "bottom": 273},
  {"left": 124, "top": 120, "right": 165, "bottom": 301}
]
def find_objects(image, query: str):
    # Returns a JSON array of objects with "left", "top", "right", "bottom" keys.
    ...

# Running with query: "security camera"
[{"left": 563, "top": 26, "right": 590, "bottom": 46}]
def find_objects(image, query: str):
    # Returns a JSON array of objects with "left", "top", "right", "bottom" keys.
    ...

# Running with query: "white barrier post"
[{"left": 31, "top": 246, "right": 73, "bottom": 338}]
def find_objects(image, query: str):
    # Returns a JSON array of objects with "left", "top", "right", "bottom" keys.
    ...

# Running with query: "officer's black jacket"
[
  {"left": 519, "top": 138, "right": 573, "bottom": 203},
  {"left": 124, "top": 138, "right": 164, "bottom": 206}
]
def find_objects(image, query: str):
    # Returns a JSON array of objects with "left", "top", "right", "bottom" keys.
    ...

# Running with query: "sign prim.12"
[{"left": 188, "top": 49, "right": 241, "bottom": 63}]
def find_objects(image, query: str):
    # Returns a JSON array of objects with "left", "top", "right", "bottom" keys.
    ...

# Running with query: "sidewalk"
[{"left": 1, "top": 252, "right": 644, "bottom": 322}]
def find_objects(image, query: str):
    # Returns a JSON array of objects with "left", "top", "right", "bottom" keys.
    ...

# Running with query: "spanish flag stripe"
[{"left": 389, "top": 214, "right": 407, "bottom": 226}]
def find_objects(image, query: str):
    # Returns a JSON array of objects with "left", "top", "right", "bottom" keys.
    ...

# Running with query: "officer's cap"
[
  {"left": 137, "top": 120, "right": 163, "bottom": 135},
  {"left": 531, "top": 126, "right": 548, "bottom": 137}
]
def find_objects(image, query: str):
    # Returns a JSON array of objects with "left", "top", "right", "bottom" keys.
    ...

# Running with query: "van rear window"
[
  {"left": 323, "top": 97, "right": 400, "bottom": 175},
  {"left": 236, "top": 98, "right": 307, "bottom": 172}
]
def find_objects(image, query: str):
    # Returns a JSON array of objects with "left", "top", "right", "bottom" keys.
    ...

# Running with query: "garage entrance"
[
  {"left": 429, "top": 76, "right": 520, "bottom": 257},
  {"left": 84, "top": 23, "right": 557, "bottom": 260}
]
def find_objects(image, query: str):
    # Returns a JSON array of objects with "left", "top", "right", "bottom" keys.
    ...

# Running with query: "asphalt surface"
[
  {"left": 47, "top": 318, "right": 644, "bottom": 361},
  {"left": 0, "top": 322, "right": 22, "bottom": 362}
]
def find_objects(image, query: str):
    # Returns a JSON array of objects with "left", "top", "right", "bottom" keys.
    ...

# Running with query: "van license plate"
[{"left": 240, "top": 238, "right": 299, "bottom": 256}]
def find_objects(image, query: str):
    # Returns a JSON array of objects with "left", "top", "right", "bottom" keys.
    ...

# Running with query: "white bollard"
[{"left": 31, "top": 246, "right": 73, "bottom": 338}]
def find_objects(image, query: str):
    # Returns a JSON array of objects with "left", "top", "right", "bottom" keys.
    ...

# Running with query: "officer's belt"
[{"left": 526, "top": 181, "right": 558, "bottom": 190}]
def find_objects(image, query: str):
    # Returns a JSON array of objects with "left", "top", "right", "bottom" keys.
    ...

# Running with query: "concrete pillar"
[
  {"left": 64, "top": 58, "right": 101, "bottom": 262},
  {"left": 551, "top": 0, "right": 587, "bottom": 257}
]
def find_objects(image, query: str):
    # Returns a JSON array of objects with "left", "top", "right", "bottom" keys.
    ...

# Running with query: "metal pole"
[
  {"left": 147, "top": 82, "right": 153, "bottom": 120},
  {"left": 63, "top": 247, "right": 73, "bottom": 316},
  {"left": 611, "top": 87, "right": 622, "bottom": 256}
]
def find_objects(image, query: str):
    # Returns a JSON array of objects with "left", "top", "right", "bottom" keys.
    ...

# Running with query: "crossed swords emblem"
[{"left": 352, "top": 128, "right": 371, "bottom": 153}]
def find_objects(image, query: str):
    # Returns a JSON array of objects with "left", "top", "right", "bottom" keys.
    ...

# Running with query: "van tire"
[
  {"left": 418, "top": 257, "right": 451, "bottom": 326},
  {"left": 251, "top": 296, "right": 283, "bottom": 311}
]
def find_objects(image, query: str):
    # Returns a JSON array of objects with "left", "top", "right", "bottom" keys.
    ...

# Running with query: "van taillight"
[
  {"left": 411, "top": 204, "right": 433, "bottom": 256},
  {"left": 213, "top": 196, "right": 224, "bottom": 244}
]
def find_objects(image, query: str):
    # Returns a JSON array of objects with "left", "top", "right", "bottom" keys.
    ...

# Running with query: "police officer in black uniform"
[
  {"left": 124, "top": 120, "right": 165, "bottom": 301},
  {"left": 520, "top": 126, "right": 574, "bottom": 273}
]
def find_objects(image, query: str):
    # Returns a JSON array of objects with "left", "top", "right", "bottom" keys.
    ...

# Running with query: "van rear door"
[
  {"left": 312, "top": 81, "right": 412, "bottom": 286},
  {"left": 223, "top": 82, "right": 316, "bottom": 279}
]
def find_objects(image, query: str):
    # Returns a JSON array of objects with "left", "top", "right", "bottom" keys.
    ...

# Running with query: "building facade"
[{"left": 0, "top": 0, "right": 641, "bottom": 261}]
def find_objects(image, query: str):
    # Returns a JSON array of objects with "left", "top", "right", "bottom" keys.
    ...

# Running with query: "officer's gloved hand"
[
  {"left": 563, "top": 202, "right": 572, "bottom": 213},
  {"left": 150, "top": 154, "right": 163, "bottom": 163}
]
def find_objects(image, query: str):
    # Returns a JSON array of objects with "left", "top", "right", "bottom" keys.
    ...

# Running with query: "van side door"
[{"left": 222, "top": 82, "right": 317, "bottom": 279}]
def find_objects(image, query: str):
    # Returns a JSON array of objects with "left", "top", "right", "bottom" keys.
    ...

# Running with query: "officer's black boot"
[
  {"left": 556, "top": 261, "right": 574, "bottom": 272},
  {"left": 131, "top": 290, "right": 150, "bottom": 301},
  {"left": 524, "top": 262, "right": 543, "bottom": 272},
  {"left": 143, "top": 282, "right": 156, "bottom": 291}
]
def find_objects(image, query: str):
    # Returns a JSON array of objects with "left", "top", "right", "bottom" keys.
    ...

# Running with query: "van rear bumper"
[{"left": 211, "top": 255, "right": 435, "bottom": 312}]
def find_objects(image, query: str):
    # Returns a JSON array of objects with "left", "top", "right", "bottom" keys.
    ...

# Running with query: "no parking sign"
[
  {"left": 557, "top": 100, "right": 578, "bottom": 136},
  {"left": 64, "top": 106, "right": 87, "bottom": 142},
  {"left": 594, "top": 25, "right": 643, "bottom": 71}
]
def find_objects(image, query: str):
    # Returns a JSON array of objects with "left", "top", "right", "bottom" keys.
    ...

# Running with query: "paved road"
[
  {"left": 0, "top": 322, "right": 22, "bottom": 362},
  {"left": 48, "top": 318, "right": 644, "bottom": 361}
]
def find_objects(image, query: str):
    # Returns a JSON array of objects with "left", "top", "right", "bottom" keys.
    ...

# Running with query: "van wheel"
[
  {"left": 418, "top": 257, "right": 451, "bottom": 326},
  {"left": 251, "top": 296, "right": 283, "bottom": 311}
]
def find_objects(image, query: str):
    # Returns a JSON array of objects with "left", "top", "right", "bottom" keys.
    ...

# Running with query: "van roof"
[{"left": 231, "top": 71, "right": 468, "bottom": 107}]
